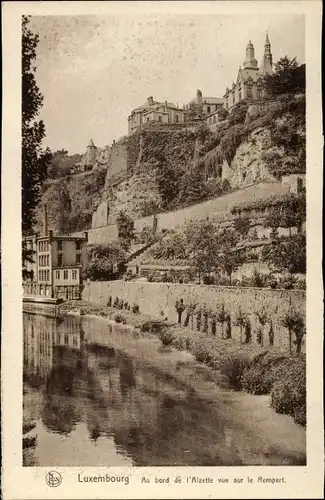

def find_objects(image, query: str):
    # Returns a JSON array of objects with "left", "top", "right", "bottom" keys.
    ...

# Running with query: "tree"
[
  {"left": 85, "top": 242, "right": 126, "bottom": 281},
  {"left": 22, "top": 16, "right": 52, "bottom": 235},
  {"left": 258, "top": 56, "right": 305, "bottom": 97},
  {"left": 233, "top": 215, "right": 251, "bottom": 240},
  {"left": 183, "top": 219, "right": 219, "bottom": 278},
  {"left": 116, "top": 211, "right": 135, "bottom": 251},
  {"left": 262, "top": 234, "right": 306, "bottom": 275},
  {"left": 217, "top": 229, "right": 243, "bottom": 284},
  {"left": 177, "top": 164, "right": 208, "bottom": 205},
  {"left": 264, "top": 207, "right": 282, "bottom": 239}
]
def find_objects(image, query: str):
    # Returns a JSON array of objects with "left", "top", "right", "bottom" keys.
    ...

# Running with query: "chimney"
[
  {"left": 196, "top": 89, "right": 203, "bottom": 107},
  {"left": 43, "top": 204, "right": 48, "bottom": 236},
  {"left": 147, "top": 96, "right": 154, "bottom": 105}
]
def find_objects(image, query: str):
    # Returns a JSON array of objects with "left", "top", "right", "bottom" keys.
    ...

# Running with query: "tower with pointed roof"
[
  {"left": 223, "top": 33, "right": 273, "bottom": 111},
  {"left": 259, "top": 32, "right": 273, "bottom": 75},
  {"left": 243, "top": 40, "right": 258, "bottom": 70}
]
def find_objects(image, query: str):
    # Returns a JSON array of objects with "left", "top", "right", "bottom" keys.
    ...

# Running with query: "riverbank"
[{"left": 57, "top": 300, "right": 306, "bottom": 427}]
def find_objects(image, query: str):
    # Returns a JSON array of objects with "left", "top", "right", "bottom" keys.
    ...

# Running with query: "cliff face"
[{"left": 38, "top": 96, "right": 305, "bottom": 235}]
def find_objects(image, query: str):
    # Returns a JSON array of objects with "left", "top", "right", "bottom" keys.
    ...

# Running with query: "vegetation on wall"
[
  {"left": 36, "top": 167, "right": 106, "bottom": 234},
  {"left": 47, "top": 149, "right": 83, "bottom": 179}
]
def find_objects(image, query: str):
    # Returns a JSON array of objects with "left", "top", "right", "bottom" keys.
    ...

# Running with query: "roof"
[
  {"left": 88, "top": 139, "right": 95, "bottom": 147},
  {"left": 203, "top": 97, "right": 224, "bottom": 104},
  {"left": 133, "top": 100, "right": 180, "bottom": 112}
]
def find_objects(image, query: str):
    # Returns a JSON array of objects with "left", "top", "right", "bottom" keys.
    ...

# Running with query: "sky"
[{"left": 29, "top": 14, "right": 305, "bottom": 155}]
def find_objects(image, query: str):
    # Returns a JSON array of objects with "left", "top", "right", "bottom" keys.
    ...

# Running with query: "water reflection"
[{"left": 23, "top": 313, "right": 305, "bottom": 467}]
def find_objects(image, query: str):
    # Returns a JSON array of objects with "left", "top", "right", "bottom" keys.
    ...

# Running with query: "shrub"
[
  {"left": 132, "top": 303, "right": 140, "bottom": 314},
  {"left": 158, "top": 329, "right": 175, "bottom": 346},
  {"left": 114, "top": 313, "right": 127, "bottom": 324},
  {"left": 140, "top": 320, "right": 166, "bottom": 335},
  {"left": 270, "top": 359, "right": 306, "bottom": 425},
  {"left": 220, "top": 355, "right": 250, "bottom": 390}
]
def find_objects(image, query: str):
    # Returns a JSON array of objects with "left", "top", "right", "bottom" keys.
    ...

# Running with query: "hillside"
[{"left": 35, "top": 94, "right": 305, "bottom": 235}]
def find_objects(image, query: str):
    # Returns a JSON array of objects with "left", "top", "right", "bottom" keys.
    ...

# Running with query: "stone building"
[
  {"left": 128, "top": 96, "right": 186, "bottom": 135},
  {"left": 186, "top": 90, "right": 224, "bottom": 117},
  {"left": 23, "top": 205, "right": 88, "bottom": 300},
  {"left": 224, "top": 33, "right": 273, "bottom": 111}
]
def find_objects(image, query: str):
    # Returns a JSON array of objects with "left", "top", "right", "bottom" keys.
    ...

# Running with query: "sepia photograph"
[{"left": 20, "top": 11, "right": 309, "bottom": 468}]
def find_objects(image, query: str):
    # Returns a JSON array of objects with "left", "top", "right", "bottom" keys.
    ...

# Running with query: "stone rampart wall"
[
  {"left": 87, "top": 181, "right": 289, "bottom": 244},
  {"left": 82, "top": 281, "right": 305, "bottom": 350}
]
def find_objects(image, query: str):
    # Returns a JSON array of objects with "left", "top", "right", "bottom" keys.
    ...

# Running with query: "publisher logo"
[{"left": 45, "top": 471, "right": 62, "bottom": 487}]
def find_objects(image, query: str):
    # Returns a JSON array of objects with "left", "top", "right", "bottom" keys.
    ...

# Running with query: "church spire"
[
  {"left": 260, "top": 32, "right": 273, "bottom": 75},
  {"left": 243, "top": 40, "right": 258, "bottom": 70}
]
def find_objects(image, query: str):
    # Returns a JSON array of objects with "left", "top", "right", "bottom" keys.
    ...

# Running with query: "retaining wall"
[
  {"left": 82, "top": 281, "right": 305, "bottom": 350},
  {"left": 85, "top": 181, "right": 289, "bottom": 245}
]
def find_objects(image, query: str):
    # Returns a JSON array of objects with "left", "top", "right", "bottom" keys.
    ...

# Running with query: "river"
[{"left": 23, "top": 312, "right": 306, "bottom": 467}]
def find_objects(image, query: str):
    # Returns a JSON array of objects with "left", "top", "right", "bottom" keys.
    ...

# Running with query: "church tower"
[
  {"left": 243, "top": 40, "right": 258, "bottom": 70},
  {"left": 259, "top": 32, "right": 273, "bottom": 75}
]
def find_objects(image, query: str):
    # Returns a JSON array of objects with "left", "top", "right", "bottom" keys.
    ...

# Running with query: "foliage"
[
  {"left": 132, "top": 303, "right": 140, "bottom": 314},
  {"left": 177, "top": 164, "right": 209, "bottom": 205},
  {"left": 219, "top": 355, "right": 250, "bottom": 390},
  {"left": 271, "top": 361, "right": 306, "bottom": 426},
  {"left": 231, "top": 192, "right": 306, "bottom": 220},
  {"left": 138, "top": 197, "right": 161, "bottom": 217},
  {"left": 228, "top": 100, "right": 249, "bottom": 126},
  {"left": 47, "top": 149, "right": 83, "bottom": 179},
  {"left": 116, "top": 211, "right": 135, "bottom": 250},
  {"left": 158, "top": 329, "right": 175, "bottom": 346},
  {"left": 114, "top": 313, "right": 127, "bottom": 324},
  {"left": 219, "top": 124, "right": 245, "bottom": 164},
  {"left": 37, "top": 168, "right": 106, "bottom": 233},
  {"left": 233, "top": 215, "right": 251, "bottom": 239},
  {"left": 183, "top": 220, "right": 220, "bottom": 276},
  {"left": 84, "top": 242, "right": 126, "bottom": 281},
  {"left": 262, "top": 234, "right": 306, "bottom": 275},
  {"left": 258, "top": 56, "right": 305, "bottom": 96},
  {"left": 22, "top": 16, "right": 52, "bottom": 234},
  {"left": 282, "top": 309, "right": 305, "bottom": 354}
]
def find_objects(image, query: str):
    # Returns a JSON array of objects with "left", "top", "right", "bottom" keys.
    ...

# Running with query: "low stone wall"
[{"left": 82, "top": 281, "right": 305, "bottom": 350}]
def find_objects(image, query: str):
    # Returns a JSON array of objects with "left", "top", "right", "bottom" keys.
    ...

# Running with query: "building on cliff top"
[
  {"left": 224, "top": 33, "right": 273, "bottom": 111},
  {"left": 73, "top": 139, "right": 111, "bottom": 173},
  {"left": 186, "top": 90, "right": 224, "bottom": 118},
  {"left": 128, "top": 96, "right": 186, "bottom": 135}
]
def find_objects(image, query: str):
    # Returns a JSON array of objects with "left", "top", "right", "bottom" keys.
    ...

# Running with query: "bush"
[
  {"left": 270, "top": 359, "right": 306, "bottom": 425},
  {"left": 132, "top": 303, "right": 140, "bottom": 314},
  {"left": 114, "top": 313, "right": 127, "bottom": 324},
  {"left": 158, "top": 329, "right": 175, "bottom": 346},
  {"left": 140, "top": 320, "right": 166, "bottom": 335},
  {"left": 219, "top": 355, "right": 250, "bottom": 390}
]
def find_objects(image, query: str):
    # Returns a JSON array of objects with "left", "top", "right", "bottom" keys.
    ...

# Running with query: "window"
[
  {"left": 213, "top": 116, "right": 216, "bottom": 124},
  {"left": 175, "top": 114, "right": 179, "bottom": 123},
  {"left": 56, "top": 270, "right": 60, "bottom": 280},
  {"left": 76, "top": 241, "right": 81, "bottom": 251},
  {"left": 247, "top": 86, "right": 253, "bottom": 98},
  {"left": 46, "top": 255, "right": 49, "bottom": 266},
  {"left": 207, "top": 106, "right": 211, "bottom": 114},
  {"left": 76, "top": 253, "right": 81, "bottom": 264},
  {"left": 64, "top": 270, "right": 68, "bottom": 280},
  {"left": 225, "top": 101, "right": 228, "bottom": 109},
  {"left": 147, "top": 117, "right": 150, "bottom": 122},
  {"left": 158, "top": 116, "right": 162, "bottom": 122},
  {"left": 39, "top": 256, "right": 41, "bottom": 267},
  {"left": 46, "top": 270, "right": 50, "bottom": 281},
  {"left": 72, "top": 270, "right": 77, "bottom": 280},
  {"left": 58, "top": 254, "right": 63, "bottom": 266},
  {"left": 39, "top": 270, "right": 41, "bottom": 281},
  {"left": 57, "top": 241, "right": 63, "bottom": 251}
]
